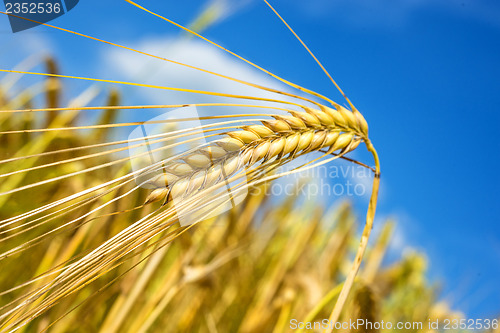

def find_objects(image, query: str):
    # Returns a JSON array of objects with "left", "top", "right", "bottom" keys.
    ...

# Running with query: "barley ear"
[
  {"left": 353, "top": 284, "right": 379, "bottom": 333},
  {"left": 44, "top": 57, "right": 61, "bottom": 127}
]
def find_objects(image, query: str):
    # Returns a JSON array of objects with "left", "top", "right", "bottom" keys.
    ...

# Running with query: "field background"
[{"left": 1, "top": 0, "right": 499, "bottom": 321}]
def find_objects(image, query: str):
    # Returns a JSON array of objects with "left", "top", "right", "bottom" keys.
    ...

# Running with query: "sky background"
[{"left": 1, "top": 0, "right": 499, "bottom": 319}]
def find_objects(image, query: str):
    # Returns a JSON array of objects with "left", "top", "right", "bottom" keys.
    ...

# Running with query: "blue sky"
[{"left": 1, "top": 0, "right": 499, "bottom": 319}]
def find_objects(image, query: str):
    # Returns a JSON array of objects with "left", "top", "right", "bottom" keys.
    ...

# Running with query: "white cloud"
[{"left": 100, "top": 36, "right": 314, "bottom": 116}]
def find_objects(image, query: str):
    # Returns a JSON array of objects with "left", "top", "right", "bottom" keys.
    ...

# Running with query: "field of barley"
[{"left": 1, "top": 1, "right": 499, "bottom": 332}]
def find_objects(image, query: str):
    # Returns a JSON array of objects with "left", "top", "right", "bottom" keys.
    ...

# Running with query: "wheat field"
[{"left": 0, "top": 1, "right": 486, "bottom": 332}]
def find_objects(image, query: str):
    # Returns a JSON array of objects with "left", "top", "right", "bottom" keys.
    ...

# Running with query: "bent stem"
[{"left": 323, "top": 140, "right": 380, "bottom": 333}]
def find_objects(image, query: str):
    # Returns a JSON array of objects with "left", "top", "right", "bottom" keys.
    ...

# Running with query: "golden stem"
[{"left": 323, "top": 139, "right": 380, "bottom": 333}]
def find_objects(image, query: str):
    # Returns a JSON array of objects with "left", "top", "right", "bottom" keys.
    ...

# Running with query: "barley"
[
  {"left": 142, "top": 107, "right": 364, "bottom": 206},
  {"left": 353, "top": 285, "right": 379, "bottom": 333}
]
